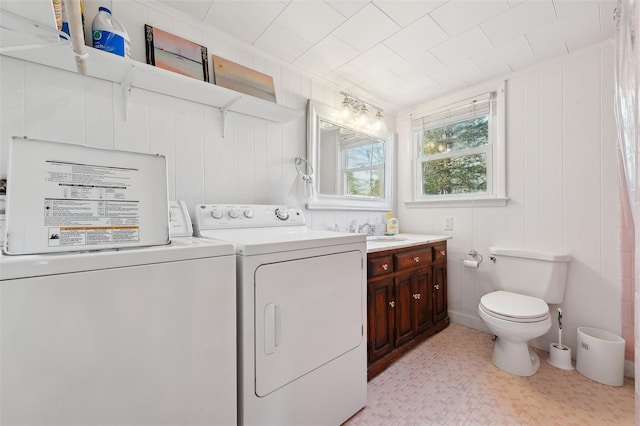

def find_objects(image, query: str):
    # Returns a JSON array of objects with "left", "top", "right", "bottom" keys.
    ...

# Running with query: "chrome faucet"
[{"left": 358, "top": 223, "right": 373, "bottom": 236}]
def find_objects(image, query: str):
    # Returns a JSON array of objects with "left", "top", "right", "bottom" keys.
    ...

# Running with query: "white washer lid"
[{"left": 480, "top": 291, "right": 549, "bottom": 320}]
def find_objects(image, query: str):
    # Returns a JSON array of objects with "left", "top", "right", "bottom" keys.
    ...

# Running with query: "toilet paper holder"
[{"left": 460, "top": 249, "right": 483, "bottom": 268}]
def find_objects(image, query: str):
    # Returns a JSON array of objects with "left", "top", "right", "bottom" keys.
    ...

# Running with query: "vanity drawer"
[
  {"left": 433, "top": 243, "right": 447, "bottom": 262},
  {"left": 395, "top": 249, "right": 431, "bottom": 271},
  {"left": 368, "top": 255, "right": 394, "bottom": 278}
]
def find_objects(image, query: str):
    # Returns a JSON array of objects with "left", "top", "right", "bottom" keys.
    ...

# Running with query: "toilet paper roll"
[{"left": 463, "top": 260, "right": 479, "bottom": 268}]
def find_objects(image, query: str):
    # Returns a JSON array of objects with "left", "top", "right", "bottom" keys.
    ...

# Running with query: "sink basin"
[{"left": 366, "top": 236, "right": 409, "bottom": 242}]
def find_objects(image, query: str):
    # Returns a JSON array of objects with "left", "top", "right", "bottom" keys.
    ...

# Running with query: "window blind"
[{"left": 412, "top": 92, "right": 495, "bottom": 132}]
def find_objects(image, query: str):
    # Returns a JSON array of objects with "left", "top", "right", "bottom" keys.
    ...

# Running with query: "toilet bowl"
[
  {"left": 478, "top": 247, "right": 570, "bottom": 376},
  {"left": 477, "top": 247, "right": 569, "bottom": 376},
  {"left": 479, "top": 291, "right": 551, "bottom": 376}
]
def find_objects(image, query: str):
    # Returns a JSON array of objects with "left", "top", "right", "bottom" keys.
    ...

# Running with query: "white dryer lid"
[{"left": 480, "top": 291, "right": 549, "bottom": 320}]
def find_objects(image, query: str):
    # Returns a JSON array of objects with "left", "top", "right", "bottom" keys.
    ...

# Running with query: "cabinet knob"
[
  {"left": 434, "top": 284, "right": 440, "bottom": 290},
  {"left": 382, "top": 263, "right": 389, "bottom": 271},
  {"left": 440, "top": 250, "right": 446, "bottom": 256},
  {"left": 414, "top": 256, "right": 420, "bottom": 263},
  {"left": 413, "top": 293, "right": 421, "bottom": 300},
  {"left": 389, "top": 301, "right": 395, "bottom": 308}
]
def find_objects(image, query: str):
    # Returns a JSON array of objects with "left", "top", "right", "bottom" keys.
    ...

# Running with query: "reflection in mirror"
[{"left": 307, "top": 99, "right": 393, "bottom": 211}]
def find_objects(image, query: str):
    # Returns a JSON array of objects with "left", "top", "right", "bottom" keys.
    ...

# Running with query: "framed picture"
[
  {"left": 212, "top": 55, "right": 276, "bottom": 103},
  {"left": 145, "top": 24, "right": 209, "bottom": 82}
]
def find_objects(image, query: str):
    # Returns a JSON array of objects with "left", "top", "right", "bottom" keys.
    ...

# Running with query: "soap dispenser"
[{"left": 385, "top": 212, "right": 399, "bottom": 235}]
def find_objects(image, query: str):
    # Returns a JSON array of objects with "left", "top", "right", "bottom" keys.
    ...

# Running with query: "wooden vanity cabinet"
[{"left": 367, "top": 241, "right": 449, "bottom": 380}]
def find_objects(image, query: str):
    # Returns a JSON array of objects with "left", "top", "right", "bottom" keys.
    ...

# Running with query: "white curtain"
[
  {"left": 615, "top": 1, "right": 639, "bottom": 420},
  {"left": 615, "top": 0, "right": 639, "bottom": 209}
]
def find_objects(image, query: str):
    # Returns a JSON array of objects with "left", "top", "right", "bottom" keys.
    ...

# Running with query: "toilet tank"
[{"left": 489, "top": 247, "right": 571, "bottom": 304}]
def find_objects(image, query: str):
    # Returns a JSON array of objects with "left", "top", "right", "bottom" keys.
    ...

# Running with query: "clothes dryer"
[{"left": 193, "top": 204, "right": 367, "bottom": 426}]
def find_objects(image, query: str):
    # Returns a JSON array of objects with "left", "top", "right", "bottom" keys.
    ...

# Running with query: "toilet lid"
[{"left": 480, "top": 291, "right": 550, "bottom": 322}]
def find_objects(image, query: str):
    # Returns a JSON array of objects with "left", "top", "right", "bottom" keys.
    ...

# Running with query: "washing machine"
[
  {"left": 0, "top": 236, "right": 237, "bottom": 425},
  {"left": 193, "top": 204, "right": 367, "bottom": 426}
]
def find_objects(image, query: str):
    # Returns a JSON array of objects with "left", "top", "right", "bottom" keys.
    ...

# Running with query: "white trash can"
[{"left": 576, "top": 327, "right": 625, "bottom": 386}]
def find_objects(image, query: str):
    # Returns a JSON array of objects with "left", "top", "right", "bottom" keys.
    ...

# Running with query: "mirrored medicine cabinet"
[{"left": 306, "top": 99, "right": 393, "bottom": 211}]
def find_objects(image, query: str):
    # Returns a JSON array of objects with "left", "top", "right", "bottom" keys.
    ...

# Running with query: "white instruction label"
[{"left": 43, "top": 161, "right": 141, "bottom": 248}]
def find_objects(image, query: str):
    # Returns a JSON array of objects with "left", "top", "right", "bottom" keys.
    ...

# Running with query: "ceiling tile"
[
  {"left": 364, "top": 69, "right": 406, "bottom": 92},
  {"left": 348, "top": 44, "right": 406, "bottom": 75},
  {"left": 564, "top": 3, "right": 612, "bottom": 51},
  {"left": 383, "top": 14, "right": 450, "bottom": 60},
  {"left": 253, "top": 23, "right": 313, "bottom": 63},
  {"left": 526, "top": 2, "right": 609, "bottom": 56},
  {"left": 156, "top": 1, "right": 213, "bottom": 22},
  {"left": 429, "top": 0, "right": 511, "bottom": 37},
  {"left": 325, "top": 63, "right": 370, "bottom": 88},
  {"left": 273, "top": 2, "right": 346, "bottom": 45},
  {"left": 332, "top": 3, "right": 401, "bottom": 52},
  {"left": 325, "top": 1, "right": 368, "bottom": 18},
  {"left": 429, "top": 27, "right": 494, "bottom": 66},
  {"left": 393, "top": 78, "right": 442, "bottom": 106},
  {"left": 373, "top": 0, "right": 446, "bottom": 27},
  {"left": 393, "top": 52, "right": 446, "bottom": 80},
  {"left": 294, "top": 35, "right": 360, "bottom": 77},
  {"left": 203, "top": 1, "right": 287, "bottom": 45},
  {"left": 472, "top": 36, "right": 533, "bottom": 74},
  {"left": 553, "top": 0, "right": 593, "bottom": 19},
  {"left": 481, "top": 0, "right": 557, "bottom": 46},
  {"left": 427, "top": 58, "right": 482, "bottom": 89}
]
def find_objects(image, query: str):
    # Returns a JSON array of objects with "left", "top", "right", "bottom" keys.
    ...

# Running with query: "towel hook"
[{"left": 295, "top": 157, "right": 314, "bottom": 183}]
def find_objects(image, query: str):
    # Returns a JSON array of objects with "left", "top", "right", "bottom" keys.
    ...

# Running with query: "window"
[
  {"left": 411, "top": 84, "right": 506, "bottom": 206},
  {"left": 340, "top": 138, "right": 385, "bottom": 198}
]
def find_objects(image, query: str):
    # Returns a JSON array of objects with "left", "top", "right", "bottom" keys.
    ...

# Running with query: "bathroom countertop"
[{"left": 366, "top": 233, "right": 452, "bottom": 254}]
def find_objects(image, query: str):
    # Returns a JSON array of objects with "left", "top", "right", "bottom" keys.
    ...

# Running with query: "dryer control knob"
[
  {"left": 228, "top": 208, "right": 240, "bottom": 219},
  {"left": 211, "top": 208, "right": 223, "bottom": 219},
  {"left": 275, "top": 208, "right": 289, "bottom": 221},
  {"left": 243, "top": 209, "right": 254, "bottom": 218}
]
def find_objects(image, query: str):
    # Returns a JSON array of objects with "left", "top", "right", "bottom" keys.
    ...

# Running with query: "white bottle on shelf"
[{"left": 92, "top": 6, "right": 130, "bottom": 58}]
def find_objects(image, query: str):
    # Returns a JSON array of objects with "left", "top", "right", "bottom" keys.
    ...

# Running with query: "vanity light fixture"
[{"left": 339, "top": 91, "right": 387, "bottom": 136}]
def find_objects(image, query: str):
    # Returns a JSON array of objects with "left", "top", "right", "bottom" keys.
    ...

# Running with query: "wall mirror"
[{"left": 306, "top": 99, "right": 393, "bottom": 211}]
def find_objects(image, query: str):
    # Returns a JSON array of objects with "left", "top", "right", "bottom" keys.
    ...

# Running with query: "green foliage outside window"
[
  {"left": 421, "top": 117, "right": 488, "bottom": 195},
  {"left": 343, "top": 141, "right": 384, "bottom": 197}
]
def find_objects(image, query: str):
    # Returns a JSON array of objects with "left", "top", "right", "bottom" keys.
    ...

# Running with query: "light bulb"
[
  {"left": 373, "top": 110, "right": 384, "bottom": 131},
  {"left": 356, "top": 104, "right": 369, "bottom": 127},
  {"left": 341, "top": 97, "right": 352, "bottom": 121}
]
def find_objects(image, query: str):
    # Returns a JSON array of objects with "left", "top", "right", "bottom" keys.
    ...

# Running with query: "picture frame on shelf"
[
  {"left": 212, "top": 55, "right": 276, "bottom": 103},
  {"left": 144, "top": 24, "right": 209, "bottom": 82}
]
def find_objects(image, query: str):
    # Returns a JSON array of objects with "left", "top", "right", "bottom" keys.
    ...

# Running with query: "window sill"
[{"left": 405, "top": 197, "right": 509, "bottom": 208}]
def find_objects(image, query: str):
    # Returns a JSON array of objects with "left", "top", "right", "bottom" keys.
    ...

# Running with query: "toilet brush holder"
[{"left": 548, "top": 343, "right": 574, "bottom": 370}]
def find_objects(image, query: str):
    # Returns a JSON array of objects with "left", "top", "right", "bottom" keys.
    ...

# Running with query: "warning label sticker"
[{"left": 43, "top": 161, "right": 142, "bottom": 247}]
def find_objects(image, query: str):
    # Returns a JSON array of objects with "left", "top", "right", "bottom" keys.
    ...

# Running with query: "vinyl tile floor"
[{"left": 345, "top": 323, "right": 635, "bottom": 425}]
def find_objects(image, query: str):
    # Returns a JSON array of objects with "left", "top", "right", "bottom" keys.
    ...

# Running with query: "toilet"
[{"left": 478, "top": 247, "right": 571, "bottom": 376}]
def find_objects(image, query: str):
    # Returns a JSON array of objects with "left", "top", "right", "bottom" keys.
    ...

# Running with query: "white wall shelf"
[{"left": 0, "top": 5, "right": 302, "bottom": 127}]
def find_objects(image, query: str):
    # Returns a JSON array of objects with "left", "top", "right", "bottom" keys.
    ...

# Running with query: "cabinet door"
[
  {"left": 367, "top": 278, "right": 395, "bottom": 363},
  {"left": 433, "top": 262, "right": 448, "bottom": 323},
  {"left": 412, "top": 267, "right": 433, "bottom": 335},
  {"left": 394, "top": 273, "right": 414, "bottom": 347}
]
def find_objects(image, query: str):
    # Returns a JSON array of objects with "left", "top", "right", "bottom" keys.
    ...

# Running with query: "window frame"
[
  {"left": 407, "top": 81, "right": 507, "bottom": 207},
  {"left": 338, "top": 138, "right": 385, "bottom": 198}
]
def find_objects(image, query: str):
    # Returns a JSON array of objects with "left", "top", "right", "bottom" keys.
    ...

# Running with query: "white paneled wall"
[
  {"left": 396, "top": 44, "right": 621, "bottom": 358},
  {"left": 0, "top": 0, "right": 390, "bottom": 231}
]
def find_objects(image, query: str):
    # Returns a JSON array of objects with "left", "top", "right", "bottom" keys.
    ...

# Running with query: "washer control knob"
[
  {"left": 228, "top": 208, "right": 240, "bottom": 219},
  {"left": 275, "top": 208, "right": 289, "bottom": 221},
  {"left": 211, "top": 208, "right": 223, "bottom": 219},
  {"left": 243, "top": 209, "right": 254, "bottom": 218}
]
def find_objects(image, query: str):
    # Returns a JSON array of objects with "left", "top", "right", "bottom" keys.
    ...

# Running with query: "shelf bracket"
[
  {"left": 120, "top": 64, "right": 134, "bottom": 121},
  {"left": 219, "top": 96, "right": 241, "bottom": 138}
]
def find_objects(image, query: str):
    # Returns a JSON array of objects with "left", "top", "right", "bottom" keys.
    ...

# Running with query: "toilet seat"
[{"left": 480, "top": 291, "right": 550, "bottom": 323}]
